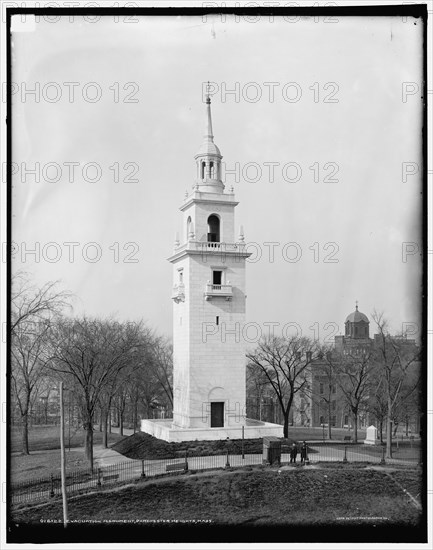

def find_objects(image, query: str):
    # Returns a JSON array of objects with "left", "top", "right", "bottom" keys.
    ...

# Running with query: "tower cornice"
[
  {"left": 180, "top": 195, "right": 239, "bottom": 212},
  {"left": 168, "top": 243, "right": 251, "bottom": 264}
]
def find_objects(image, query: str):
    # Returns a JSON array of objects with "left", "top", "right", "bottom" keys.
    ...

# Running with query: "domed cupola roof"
[
  {"left": 345, "top": 304, "right": 369, "bottom": 323},
  {"left": 196, "top": 139, "right": 221, "bottom": 157}
]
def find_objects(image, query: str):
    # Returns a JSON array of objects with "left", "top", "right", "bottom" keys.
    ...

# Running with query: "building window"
[
  {"left": 332, "top": 401, "right": 336, "bottom": 411},
  {"left": 344, "top": 415, "right": 349, "bottom": 425},
  {"left": 319, "top": 415, "right": 324, "bottom": 425},
  {"left": 319, "top": 383, "right": 324, "bottom": 394},
  {"left": 331, "top": 416, "right": 336, "bottom": 427},
  {"left": 212, "top": 270, "right": 222, "bottom": 285},
  {"left": 216, "top": 316, "right": 219, "bottom": 326},
  {"left": 332, "top": 384, "right": 336, "bottom": 394}
]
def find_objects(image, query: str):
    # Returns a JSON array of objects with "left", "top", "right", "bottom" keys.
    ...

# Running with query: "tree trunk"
[
  {"left": 108, "top": 409, "right": 112, "bottom": 434},
  {"left": 83, "top": 419, "right": 94, "bottom": 470},
  {"left": 133, "top": 401, "right": 137, "bottom": 434},
  {"left": 21, "top": 414, "right": 30, "bottom": 455},
  {"left": 102, "top": 410, "right": 109, "bottom": 449},
  {"left": 119, "top": 408, "right": 124, "bottom": 436},
  {"left": 353, "top": 412, "right": 358, "bottom": 444},
  {"left": 379, "top": 420, "right": 383, "bottom": 443},
  {"left": 283, "top": 409, "right": 290, "bottom": 438},
  {"left": 327, "top": 402, "right": 332, "bottom": 440},
  {"left": 99, "top": 409, "right": 103, "bottom": 432},
  {"left": 386, "top": 398, "right": 393, "bottom": 458}
]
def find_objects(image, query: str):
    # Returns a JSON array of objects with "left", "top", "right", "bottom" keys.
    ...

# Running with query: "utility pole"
[{"left": 60, "top": 382, "right": 69, "bottom": 528}]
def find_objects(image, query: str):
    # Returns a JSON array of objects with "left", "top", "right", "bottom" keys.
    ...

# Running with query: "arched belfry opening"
[{"left": 207, "top": 214, "right": 220, "bottom": 242}]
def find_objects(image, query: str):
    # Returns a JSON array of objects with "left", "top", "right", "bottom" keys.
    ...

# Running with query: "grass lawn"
[
  {"left": 10, "top": 465, "right": 424, "bottom": 543},
  {"left": 10, "top": 449, "right": 91, "bottom": 485},
  {"left": 11, "top": 425, "right": 124, "bottom": 454},
  {"left": 10, "top": 426, "right": 125, "bottom": 483},
  {"left": 286, "top": 426, "right": 366, "bottom": 441}
]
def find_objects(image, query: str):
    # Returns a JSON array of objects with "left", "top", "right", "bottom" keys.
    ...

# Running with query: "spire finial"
[
  {"left": 204, "top": 85, "right": 214, "bottom": 140},
  {"left": 355, "top": 300, "right": 358, "bottom": 310}
]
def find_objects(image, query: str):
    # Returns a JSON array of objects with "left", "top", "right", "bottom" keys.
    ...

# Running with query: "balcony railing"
[
  {"left": 172, "top": 283, "right": 185, "bottom": 303},
  {"left": 204, "top": 283, "right": 233, "bottom": 300},
  {"left": 174, "top": 241, "right": 246, "bottom": 254}
]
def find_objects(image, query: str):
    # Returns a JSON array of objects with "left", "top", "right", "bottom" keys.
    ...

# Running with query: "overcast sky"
[{"left": 10, "top": 12, "right": 423, "bottom": 342}]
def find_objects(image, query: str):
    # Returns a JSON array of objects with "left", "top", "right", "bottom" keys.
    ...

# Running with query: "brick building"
[{"left": 292, "top": 304, "right": 420, "bottom": 433}]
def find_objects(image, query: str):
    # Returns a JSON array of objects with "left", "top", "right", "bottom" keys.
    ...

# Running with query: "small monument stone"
[{"left": 364, "top": 425, "right": 378, "bottom": 445}]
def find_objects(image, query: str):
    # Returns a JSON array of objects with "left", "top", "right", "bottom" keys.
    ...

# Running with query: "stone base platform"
[{"left": 141, "top": 418, "right": 283, "bottom": 442}]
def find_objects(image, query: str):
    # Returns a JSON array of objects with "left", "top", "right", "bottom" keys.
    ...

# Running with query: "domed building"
[
  {"left": 334, "top": 303, "right": 372, "bottom": 355},
  {"left": 292, "top": 303, "right": 374, "bottom": 431}
]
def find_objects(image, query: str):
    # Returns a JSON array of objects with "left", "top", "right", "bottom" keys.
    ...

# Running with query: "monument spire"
[{"left": 194, "top": 85, "right": 224, "bottom": 192}]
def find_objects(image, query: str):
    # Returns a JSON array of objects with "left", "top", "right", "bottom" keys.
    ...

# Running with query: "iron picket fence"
[{"left": 10, "top": 443, "right": 421, "bottom": 505}]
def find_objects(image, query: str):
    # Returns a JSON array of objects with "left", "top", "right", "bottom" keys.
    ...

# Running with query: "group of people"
[{"left": 290, "top": 441, "right": 308, "bottom": 464}]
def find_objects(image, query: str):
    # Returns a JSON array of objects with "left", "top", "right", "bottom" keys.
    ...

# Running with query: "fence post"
[
  {"left": 97, "top": 467, "right": 102, "bottom": 486},
  {"left": 242, "top": 425, "right": 245, "bottom": 459},
  {"left": 185, "top": 450, "right": 188, "bottom": 471},
  {"left": 225, "top": 449, "right": 230, "bottom": 468},
  {"left": 380, "top": 447, "right": 385, "bottom": 465},
  {"left": 141, "top": 460, "right": 145, "bottom": 479},
  {"left": 50, "top": 474, "right": 55, "bottom": 498},
  {"left": 343, "top": 446, "right": 348, "bottom": 463}
]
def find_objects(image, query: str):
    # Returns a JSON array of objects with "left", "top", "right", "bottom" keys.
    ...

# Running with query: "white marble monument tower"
[{"left": 141, "top": 93, "right": 282, "bottom": 441}]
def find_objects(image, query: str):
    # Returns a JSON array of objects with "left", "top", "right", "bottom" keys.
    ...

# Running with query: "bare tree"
[
  {"left": 326, "top": 349, "right": 374, "bottom": 443},
  {"left": 48, "top": 317, "right": 143, "bottom": 469},
  {"left": 10, "top": 274, "right": 71, "bottom": 454},
  {"left": 11, "top": 272, "right": 72, "bottom": 336},
  {"left": 310, "top": 349, "right": 339, "bottom": 440},
  {"left": 246, "top": 360, "right": 272, "bottom": 420},
  {"left": 150, "top": 336, "right": 173, "bottom": 409},
  {"left": 369, "top": 384, "right": 388, "bottom": 443},
  {"left": 246, "top": 336, "right": 316, "bottom": 438},
  {"left": 371, "top": 311, "right": 420, "bottom": 458}
]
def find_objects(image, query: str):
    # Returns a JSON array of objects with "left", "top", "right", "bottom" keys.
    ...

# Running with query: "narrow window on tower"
[
  {"left": 216, "top": 316, "right": 219, "bottom": 326},
  {"left": 201, "top": 161, "right": 205, "bottom": 179},
  {"left": 209, "top": 161, "right": 214, "bottom": 178}
]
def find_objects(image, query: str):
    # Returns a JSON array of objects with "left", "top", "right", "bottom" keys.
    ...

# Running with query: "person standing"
[
  {"left": 300, "top": 441, "right": 308, "bottom": 463},
  {"left": 290, "top": 442, "right": 298, "bottom": 463}
]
